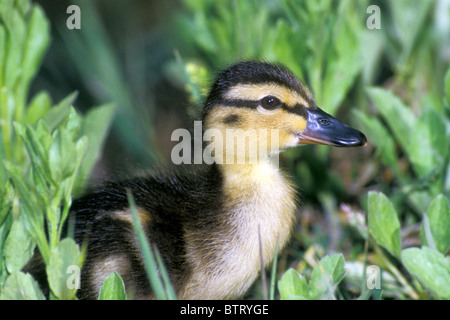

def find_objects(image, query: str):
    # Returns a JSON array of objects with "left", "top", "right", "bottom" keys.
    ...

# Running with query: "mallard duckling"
[{"left": 30, "top": 61, "right": 367, "bottom": 300}]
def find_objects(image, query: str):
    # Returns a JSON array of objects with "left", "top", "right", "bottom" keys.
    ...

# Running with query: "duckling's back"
[{"left": 71, "top": 164, "right": 225, "bottom": 299}]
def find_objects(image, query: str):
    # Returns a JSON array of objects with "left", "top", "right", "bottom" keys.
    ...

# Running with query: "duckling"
[{"left": 29, "top": 61, "right": 367, "bottom": 300}]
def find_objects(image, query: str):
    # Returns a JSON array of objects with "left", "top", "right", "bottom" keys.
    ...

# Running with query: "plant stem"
[{"left": 375, "top": 246, "right": 419, "bottom": 300}]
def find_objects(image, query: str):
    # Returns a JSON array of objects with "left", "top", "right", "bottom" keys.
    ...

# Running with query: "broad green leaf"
[
  {"left": 366, "top": 88, "right": 416, "bottom": 154},
  {"left": 4, "top": 9, "right": 26, "bottom": 92},
  {"left": 99, "top": 272, "right": 127, "bottom": 300},
  {"left": 421, "top": 195, "right": 450, "bottom": 254},
  {"left": 21, "top": 5, "right": 49, "bottom": 88},
  {"left": 409, "top": 109, "right": 447, "bottom": 177},
  {"left": 0, "top": 272, "right": 45, "bottom": 300},
  {"left": 278, "top": 268, "right": 309, "bottom": 300},
  {"left": 49, "top": 127, "right": 79, "bottom": 182},
  {"left": 25, "top": 91, "right": 51, "bottom": 125},
  {"left": 401, "top": 247, "right": 450, "bottom": 299},
  {"left": 353, "top": 110, "right": 400, "bottom": 177},
  {"left": 46, "top": 238, "right": 81, "bottom": 300},
  {"left": 309, "top": 254, "right": 346, "bottom": 299},
  {"left": 34, "top": 119, "right": 52, "bottom": 154},
  {"left": 368, "top": 191, "right": 402, "bottom": 258},
  {"left": 4, "top": 215, "right": 35, "bottom": 273},
  {"left": 408, "top": 191, "right": 435, "bottom": 217},
  {"left": 16, "top": 0, "right": 30, "bottom": 16}
]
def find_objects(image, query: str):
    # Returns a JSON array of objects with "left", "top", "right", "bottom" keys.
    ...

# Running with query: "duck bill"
[{"left": 297, "top": 107, "right": 367, "bottom": 147}]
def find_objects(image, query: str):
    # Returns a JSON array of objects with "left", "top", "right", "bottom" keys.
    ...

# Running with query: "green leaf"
[
  {"left": 0, "top": 272, "right": 45, "bottom": 300},
  {"left": 21, "top": 5, "right": 50, "bottom": 88},
  {"left": 421, "top": 195, "right": 450, "bottom": 254},
  {"left": 366, "top": 88, "right": 416, "bottom": 154},
  {"left": 4, "top": 8, "right": 26, "bottom": 92},
  {"left": 49, "top": 127, "right": 79, "bottom": 182},
  {"left": 46, "top": 238, "right": 81, "bottom": 300},
  {"left": 25, "top": 91, "right": 51, "bottom": 125},
  {"left": 14, "top": 122, "right": 53, "bottom": 184},
  {"left": 368, "top": 191, "right": 402, "bottom": 258},
  {"left": 4, "top": 215, "right": 35, "bottom": 273},
  {"left": 401, "top": 247, "right": 450, "bottom": 299},
  {"left": 309, "top": 254, "right": 346, "bottom": 299},
  {"left": 408, "top": 109, "right": 447, "bottom": 177},
  {"left": 353, "top": 110, "right": 401, "bottom": 177},
  {"left": 278, "top": 268, "right": 309, "bottom": 300},
  {"left": 3, "top": 160, "right": 49, "bottom": 261},
  {"left": 98, "top": 272, "right": 127, "bottom": 300}
]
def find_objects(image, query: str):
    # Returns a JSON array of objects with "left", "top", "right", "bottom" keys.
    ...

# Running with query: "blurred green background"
[{"left": 5, "top": 0, "right": 448, "bottom": 299}]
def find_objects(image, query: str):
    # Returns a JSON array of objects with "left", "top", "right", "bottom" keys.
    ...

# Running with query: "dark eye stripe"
[
  {"left": 220, "top": 99, "right": 308, "bottom": 118},
  {"left": 291, "top": 104, "right": 308, "bottom": 119},
  {"left": 221, "top": 99, "right": 260, "bottom": 108}
]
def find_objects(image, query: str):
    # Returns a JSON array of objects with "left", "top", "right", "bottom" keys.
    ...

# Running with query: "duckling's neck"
[
  {"left": 181, "top": 159, "right": 297, "bottom": 299},
  {"left": 219, "top": 159, "right": 297, "bottom": 261}
]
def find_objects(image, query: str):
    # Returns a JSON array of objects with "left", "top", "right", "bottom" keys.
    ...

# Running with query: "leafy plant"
[
  {"left": 278, "top": 254, "right": 346, "bottom": 300},
  {"left": 0, "top": 0, "right": 114, "bottom": 299},
  {"left": 367, "top": 192, "right": 449, "bottom": 299},
  {"left": 356, "top": 81, "right": 450, "bottom": 214},
  {"left": 278, "top": 191, "right": 450, "bottom": 300},
  {"left": 175, "top": 0, "right": 367, "bottom": 116},
  {"left": 98, "top": 272, "right": 127, "bottom": 300}
]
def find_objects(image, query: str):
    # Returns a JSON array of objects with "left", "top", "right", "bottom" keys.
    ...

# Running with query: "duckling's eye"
[{"left": 260, "top": 96, "right": 282, "bottom": 110}]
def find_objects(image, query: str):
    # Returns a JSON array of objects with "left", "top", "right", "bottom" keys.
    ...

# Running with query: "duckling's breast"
[{"left": 179, "top": 162, "right": 297, "bottom": 299}]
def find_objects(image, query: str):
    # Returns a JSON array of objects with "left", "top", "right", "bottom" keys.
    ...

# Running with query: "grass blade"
[
  {"left": 269, "top": 238, "right": 279, "bottom": 300},
  {"left": 126, "top": 190, "right": 172, "bottom": 300},
  {"left": 153, "top": 245, "right": 177, "bottom": 300}
]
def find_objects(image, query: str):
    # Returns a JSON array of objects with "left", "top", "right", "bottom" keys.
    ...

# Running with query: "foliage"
[
  {"left": 57, "top": 0, "right": 160, "bottom": 166},
  {"left": 176, "top": 0, "right": 367, "bottom": 118},
  {"left": 278, "top": 191, "right": 449, "bottom": 300},
  {"left": 0, "top": 0, "right": 114, "bottom": 299},
  {"left": 278, "top": 254, "right": 345, "bottom": 300},
  {"left": 98, "top": 272, "right": 127, "bottom": 300}
]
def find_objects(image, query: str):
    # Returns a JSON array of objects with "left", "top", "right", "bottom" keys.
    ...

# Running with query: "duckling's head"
[{"left": 202, "top": 61, "right": 366, "bottom": 163}]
